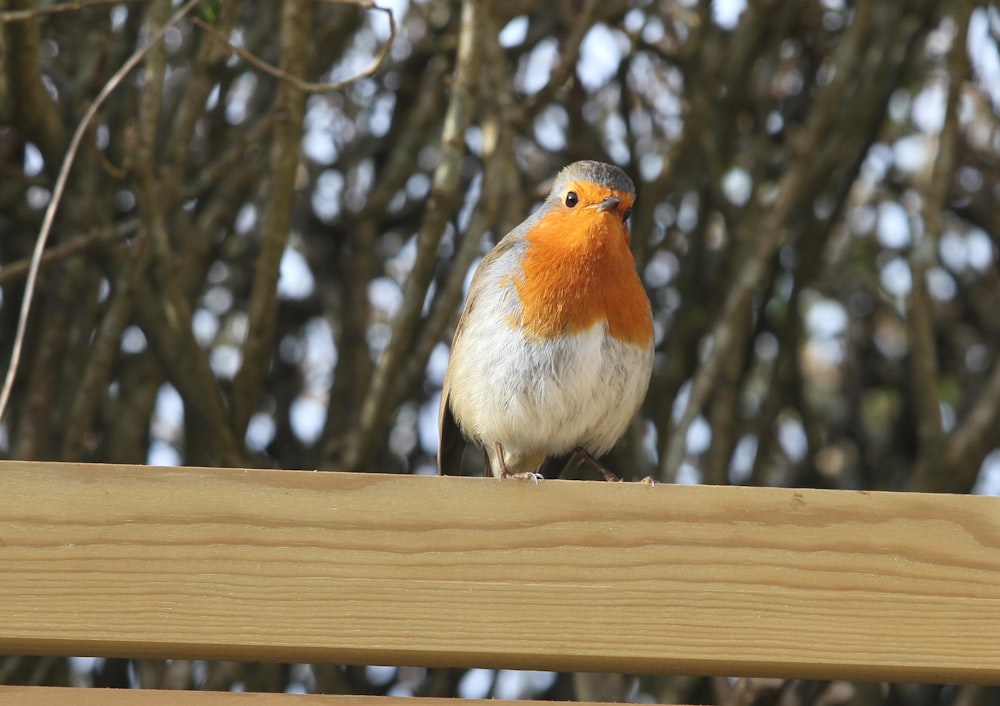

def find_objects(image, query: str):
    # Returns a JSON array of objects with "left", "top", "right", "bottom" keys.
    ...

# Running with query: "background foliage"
[{"left": 1, "top": 0, "right": 998, "bottom": 702}]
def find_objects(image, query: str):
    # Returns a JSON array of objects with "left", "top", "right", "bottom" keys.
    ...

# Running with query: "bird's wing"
[
  {"left": 437, "top": 387, "right": 467, "bottom": 475},
  {"left": 437, "top": 233, "right": 527, "bottom": 476},
  {"left": 437, "top": 276, "right": 476, "bottom": 476}
]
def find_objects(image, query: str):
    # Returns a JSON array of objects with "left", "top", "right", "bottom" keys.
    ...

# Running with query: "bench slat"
[
  {"left": 1, "top": 461, "right": 998, "bottom": 684},
  {"left": 0, "top": 685, "right": 627, "bottom": 705}
]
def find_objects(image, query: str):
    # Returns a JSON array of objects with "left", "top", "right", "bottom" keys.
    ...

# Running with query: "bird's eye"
[
  {"left": 623, "top": 206, "right": 632, "bottom": 222},
  {"left": 565, "top": 191, "right": 579, "bottom": 208}
]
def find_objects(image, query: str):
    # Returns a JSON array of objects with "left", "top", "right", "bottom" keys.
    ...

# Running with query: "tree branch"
[
  {"left": 0, "top": 0, "right": 203, "bottom": 424},
  {"left": 191, "top": 1, "right": 394, "bottom": 95},
  {"left": 0, "top": 0, "right": 141, "bottom": 22},
  {"left": 231, "top": 0, "right": 315, "bottom": 435},
  {"left": 660, "top": 2, "right": 936, "bottom": 481},
  {"left": 5, "top": 0, "right": 67, "bottom": 166},
  {"left": 343, "top": 0, "right": 484, "bottom": 470},
  {"left": 0, "top": 221, "right": 138, "bottom": 288},
  {"left": 915, "top": 4, "right": 977, "bottom": 492}
]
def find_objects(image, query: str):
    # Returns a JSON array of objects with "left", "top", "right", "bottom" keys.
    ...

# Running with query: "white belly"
[{"left": 447, "top": 321, "right": 653, "bottom": 459}]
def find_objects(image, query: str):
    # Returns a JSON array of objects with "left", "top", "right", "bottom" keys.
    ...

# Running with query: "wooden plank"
[
  {"left": 0, "top": 685, "right": 634, "bottom": 705},
  {"left": 0, "top": 461, "right": 998, "bottom": 684},
  {"left": 0, "top": 686, "right": 625, "bottom": 706}
]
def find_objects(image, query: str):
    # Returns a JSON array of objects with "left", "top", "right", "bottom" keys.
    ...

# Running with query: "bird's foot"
[
  {"left": 638, "top": 475, "right": 656, "bottom": 486},
  {"left": 573, "top": 447, "right": 621, "bottom": 482},
  {"left": 493, "top": 441, "right": 542, "bottom": 484},
  {"left": 600, "top": 468, "right": 623, "bottom": 483},
  {"left": 499, "top": 470, "right": 543, "bottom": 484}
]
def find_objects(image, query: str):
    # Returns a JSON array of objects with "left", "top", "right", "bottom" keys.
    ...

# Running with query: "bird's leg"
[
  {"left": 573, "top": 447, "right": 655, "bottom": 484},
  {"left": 573, "top": 447, "right": 622, "bottom": 483},
  {"left": 495, "top": 442, "right": 542, "bottom": 484}
]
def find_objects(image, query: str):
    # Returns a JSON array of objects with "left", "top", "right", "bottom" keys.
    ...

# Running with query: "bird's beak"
[{"left": 593, "top": 195, "right": 620, "bottom": 212}]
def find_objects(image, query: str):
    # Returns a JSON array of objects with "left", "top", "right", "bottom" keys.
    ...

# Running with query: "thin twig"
[
  {"left": 0, "top": 0, "right": 203, "bottom": 423},
  {"left": 917, "top": 4, "right": 976, "bottom": 492},
  {"left": 0, "top": 220, "right": 139, "bottom": 288},
  {"left": 0, "top": 0, "right": 142, "bottom": 22},
  {"left": 659, "top": 2, "right": 895, "bottom": 482},
  {"left": 521, "top": 0, "right": 600, "bottom": 118},
  {"left": 192, "top": 1, "right": 395, "bottom": 94},
  {"left": 230, "top": 0, "right": 314, "bottom": 437},
  {"left": 343, "top": 0, "right": 483, "bottom": 470}
]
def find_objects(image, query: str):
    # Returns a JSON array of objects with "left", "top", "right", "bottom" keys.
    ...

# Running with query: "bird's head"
[{"left": 541, "top": 160, "right": 636, "bottom": 245}]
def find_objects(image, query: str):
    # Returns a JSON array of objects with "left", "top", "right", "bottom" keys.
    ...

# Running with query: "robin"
[{"left": 438, "top": 160, "right": 654, "bottom": 481}]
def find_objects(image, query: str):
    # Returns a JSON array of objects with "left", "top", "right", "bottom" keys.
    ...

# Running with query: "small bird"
[{"left": 438, "top": 160, "right": 654, "bottom": 481}]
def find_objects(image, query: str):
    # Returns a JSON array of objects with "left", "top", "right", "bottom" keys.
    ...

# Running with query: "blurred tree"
[{"left": 1, "top": 0, "right": 998, "bottom": 702}]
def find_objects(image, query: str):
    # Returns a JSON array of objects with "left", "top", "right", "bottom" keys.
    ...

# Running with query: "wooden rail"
[
  {"left": 0, "top": 688, "right": 503, "bottom": 705},
  {"left": 1, "top": 460, "right": 999, "bottom": 699},
  {"left": 0, "top": 687, "right": 566, "bottom": 705}
]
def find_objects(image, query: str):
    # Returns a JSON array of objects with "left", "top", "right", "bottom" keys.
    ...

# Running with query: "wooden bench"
[{"left": 1, "top": 461, "right": 998, "bottom": 703}]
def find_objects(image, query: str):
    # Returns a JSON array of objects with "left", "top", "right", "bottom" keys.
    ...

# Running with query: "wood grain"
[
  {"left": 0, "top": 686, "right": 623, "bottom": 706},
  {"left": 1, "top": 461, "right": 999, "bottom": 684}
]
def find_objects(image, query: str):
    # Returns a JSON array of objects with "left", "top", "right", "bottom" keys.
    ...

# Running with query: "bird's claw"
[{"left": 499, "top": 470, "right": 544, "bottom": 485}]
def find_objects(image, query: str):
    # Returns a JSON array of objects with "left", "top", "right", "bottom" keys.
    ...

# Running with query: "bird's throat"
[{"left": 512, "top": 217, "right": 653, "bottom": 346}]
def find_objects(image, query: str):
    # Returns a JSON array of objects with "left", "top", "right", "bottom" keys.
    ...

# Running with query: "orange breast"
[{"left": 512, "top": 207, "right": 653, "bottom": 346}]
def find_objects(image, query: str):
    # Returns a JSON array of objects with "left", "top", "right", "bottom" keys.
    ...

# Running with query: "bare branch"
[
  {"left": 0, "top": 220, "right": 138, "bottom": 288},
  {"left": 230, "top": 0, "right": 315, "bottom": 436},
  {"left": 191, "top": 1, "right": 394, "bottom": 95},
  {"left": 6, "top": 0, "right": 67, "bottom": 166},
  {"left": 0, "top": 0, "right": 142, "bottom": 22},
  {"left": 941, "top": 354, "right": 1000, "bottom": 492},
  {"left": 521, "top": 0, "right": 600, "bottom": 118},
  {"left": 0, "top": 0, "right": 204, "bottom": 424},
  {"left": 343, "top": 0, "right": 485, "bottom": 471},
  {"left": 660, "top": 2, "right": 935, "bottom": 481},
  {"left": 915, "top": 4, "right": 977, "bottom": 492}
]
